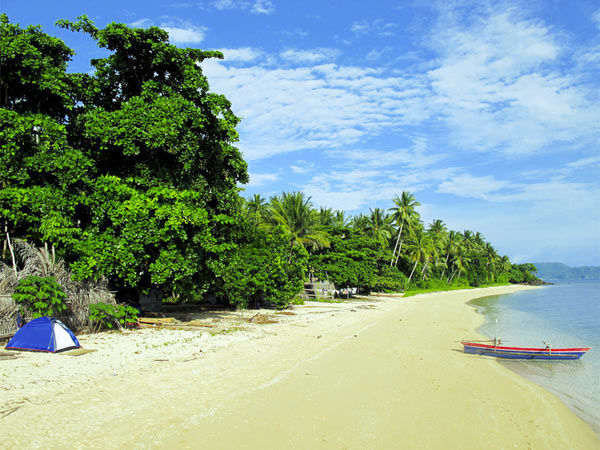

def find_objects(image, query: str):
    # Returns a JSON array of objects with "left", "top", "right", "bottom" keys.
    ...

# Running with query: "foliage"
[
  {"left": 262, "top": 192, "right": 330, "bottom": 250},
  {"left": 211, "top": 227, "right": 308, "bottom": 309},
  {"left": 89, "top": 302, "right": 139, "bottom": 330},
  {"left": 13, "top": 275, "right": 67, "bottom": 318},
  {"left": 371, "top": 266, "right": 408, "bottom": 292},
  {"left": 309, "top": 229, "right": 383, "bottom": 292},
  {"left": 0, "top": 15, "right": 247, "bottom": 299}
]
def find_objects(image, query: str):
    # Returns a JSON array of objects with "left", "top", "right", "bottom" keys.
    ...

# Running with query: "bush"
[
  {"left": 89, "top": 302, "right": 139, "bottom": 330},
  {"left": 13, "top": 276, "right": 67, "bottom": 318},
  {"left": 371, "top": 266, "right": 408, "bottom": 292},
  {"left": 416, "top": 278, "right": 450, "bottom": 290},
  {"left": 211, "top": 228, "right": 308, "bottom": 309}
]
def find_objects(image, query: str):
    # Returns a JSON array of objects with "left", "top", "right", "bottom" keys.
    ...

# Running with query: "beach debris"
[
  {"left": 59, "top": 348, "right": 96, "bottom": 357},
  {"left": 0, "top": 351, "right": 19, "bottom": 360},
  {"left": 248, "top": 314, "right": 278, "bottom": 324},
  {"left": 0, "top": 405, "right": 22, "bottom": 419}
]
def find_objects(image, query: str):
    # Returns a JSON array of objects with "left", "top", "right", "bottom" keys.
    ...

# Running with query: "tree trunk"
[
  {"left": 447, "top": 269, "right": 456, "bottom": 284},
  {"left": 441, "top": 252, "right": 450, "bottom": 279},
  {"left": 421, "top": 262, "right": 429, "bottom": 281},
  {"left": 408, "top": 259, "right": 418, "bottom": 284},
  {"left": 390, "top": 222, "right": 403, "bottom": 266},
  {"left": 6, "top": 232, "right": 17, "bottom": 275}
]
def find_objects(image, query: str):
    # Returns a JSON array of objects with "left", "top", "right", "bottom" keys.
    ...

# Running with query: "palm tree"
[
  {"left": 246, "top": 194, "right": 267, "bottom": 225},
  {"left": 405, "top": 227, "right": 432, "bottom": 284},
  {"left": 427, "top": 219, "right": 447, "bottom": 279},
  {"left": 350, "top": 213, "right": 369, "bottom": 232},
  {"left": 441, "top": 230, "right": 460, "bottom": 280},
  {"left": 264, "top": 191, "right": 330, "bottom": 251},
  {"left": 448, "top": 244, "right": 471, "bottom": 283},
  {"left": 364, "top": 208, "right": 394, "bottom": 247},
  {"left": 317, "top": 207, "right": 335, "bottom": 227},
  {"left": 483, "top": 243, "right": 499, "bottom": 281},
  {"left": 500, "top": 255, "right": 512, "bottom": 273},
  {"left": 333, "top": 210, "right": 349, "bottom": 228},
  {"left": 388, "top": 191, "right": 420, "bottom": 267}
]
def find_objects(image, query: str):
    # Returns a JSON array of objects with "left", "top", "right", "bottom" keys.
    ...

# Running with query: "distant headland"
[{"left": 534, "top": 262, "right": 600, "bottom": 281}]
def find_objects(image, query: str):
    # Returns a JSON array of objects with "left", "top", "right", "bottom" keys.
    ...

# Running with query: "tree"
[
  {"left": 405, "top": 227, "right": 432, "bottom": 284},
  {"left": 246, "top": 194, "right": 267, "bottom": 225},
  {"left": 263, "top": 192, "right": 329, "bottom": 252},
  {"left": 1, "top": 16, "right": 249, "bottom": 300},
  {"left": 364, "top": 208, "right": 393, "bottom": 247},
  {"left": 388, "top": 192, "right": 420, "bottom": 267},
  {"left": 211, "top": 227, "right": 308, "bottom": 309}
]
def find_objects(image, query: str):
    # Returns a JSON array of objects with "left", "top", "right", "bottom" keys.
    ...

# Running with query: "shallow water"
[{"left": 469, "top": 281, "right": 600, "bottom": 434}]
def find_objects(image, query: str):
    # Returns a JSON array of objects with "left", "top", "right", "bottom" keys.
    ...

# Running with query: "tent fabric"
[{"left": 5, "top": 317, "right": 80, "bottom": 353}]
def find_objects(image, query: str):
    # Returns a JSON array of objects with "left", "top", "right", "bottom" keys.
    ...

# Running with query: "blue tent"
[{"left": 6, "top": 317, "right": 80, "bottom": 353}]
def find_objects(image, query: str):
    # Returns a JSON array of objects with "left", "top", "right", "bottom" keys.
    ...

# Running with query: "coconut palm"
[
  {"left": 364, "top": 208, "right": 394, "bottom": 247},
  {"left": 246, "top": 194, "right": 267, "bottom": 225},
  {"left": 500, "top": 255, "right": 512, "bottom": 273},
  {"left": 388, "top": 191, "right": 420, "bottom": 267},
  {"left": 350, "top": 213, "right": 369, "bottom": 232},
  {"left": 441, "top": 230, "right": 460, "bottom": 280},
  {"left": 483, "top": 243, "right": 499, "bottom": 281},
  {"left": 317, "top": 207, "right": 335, "bottom": 227},
  {"left": 405, "top": 227, "right": 433, "bottom": 284},
  {"left": 333, "top": 210, "right": 349, "bottom": 228},
  {"left": 264, "top": 191, "right": 330, "bottom": 251},
  {"left": 427, "top": 219, "right": 447, "bottom": 278},
  {"left": 448, "top": 245, "right": 471, "bottom": 284}
]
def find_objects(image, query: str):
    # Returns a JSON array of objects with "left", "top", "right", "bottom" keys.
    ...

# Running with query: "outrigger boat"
[
  {"left": 462, "top": 320, "right": 590, "bottom": 360},
  {"left": 461, "top": 339, "right": 591, "bottom": 360}
]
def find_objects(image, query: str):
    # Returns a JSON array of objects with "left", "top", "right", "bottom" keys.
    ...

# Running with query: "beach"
[{"left": 1, "top": 285, "right": 598, "bottom": 449}]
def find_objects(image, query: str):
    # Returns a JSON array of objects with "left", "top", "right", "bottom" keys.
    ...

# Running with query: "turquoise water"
[{"left": 469, "top": 281, "right": 600, "bottom": 434}]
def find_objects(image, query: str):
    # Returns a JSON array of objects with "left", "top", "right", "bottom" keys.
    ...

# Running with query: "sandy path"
[{"left": 1, "top": 286, "right": 598, "bottom": 449}]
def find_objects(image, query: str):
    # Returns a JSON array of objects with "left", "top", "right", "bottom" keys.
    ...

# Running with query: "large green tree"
[{"left": 0, "top": 15, "right": 248, "bottom": 299}]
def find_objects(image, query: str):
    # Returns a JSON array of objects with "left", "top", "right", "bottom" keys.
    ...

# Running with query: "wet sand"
[{"left": 1, "top": 285, "right": 598, "bottom": 449}]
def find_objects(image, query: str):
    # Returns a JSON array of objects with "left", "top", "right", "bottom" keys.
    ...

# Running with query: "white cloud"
[
  {"left": 202, "top": 59, "right": 429, "bottom": 160},
  {"left": 289, "top": 162, "right": 314, "bottom": 174},
  {"left": 130, "top": 18, "right": 206, "bottom": 44},
  {"left": 280, "top": 48, "right": 340, "bottom": 63},
  {"left": 566, "top": 155, "right": 600, "bottom": 168},
  {"left": 326, "top": 138, "right": 446, "bottom": 169},
  {"left": 251, "top": 0, "right": 274, "bottom": 14},
  {"left": 212, "top": 0, "right": 274, "bottom": 14},
  {"left": 218, "top": 47, "right": 263, "bottom": 62},
  {"left": 162, "top": 25, "right": 206, "bottom": 43},
  {"left": 437, "top": 174, "right": 508, "bottom": 200},
  {"left": 426, "top": 9, "right": 600, "bottom": 155},
  {"left": 592, "top": 9, "right": 600, "bottom": 28},
  {"left": 351, "top": 20, "right": 398, "bottom": 37},
  {"left": 247, "top": 172, "right": 279, "bottom": 187}
]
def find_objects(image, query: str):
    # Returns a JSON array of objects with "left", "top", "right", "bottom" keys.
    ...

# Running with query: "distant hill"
[{"left": 533, "top": 262, "right": 600, "bottom": 281}]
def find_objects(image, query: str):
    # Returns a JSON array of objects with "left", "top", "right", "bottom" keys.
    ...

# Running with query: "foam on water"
[{"left": 469, "top": 281, "right": 600, "bottom": 434}]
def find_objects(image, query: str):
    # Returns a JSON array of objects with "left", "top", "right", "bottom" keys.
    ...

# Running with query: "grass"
[{"left": 402, "top": 282, "right": 512, "bottom": 298}]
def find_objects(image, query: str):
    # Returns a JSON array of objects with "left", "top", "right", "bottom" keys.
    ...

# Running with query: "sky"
[{"left": 3, "top": 0, "right": 599, "bottom": 266}]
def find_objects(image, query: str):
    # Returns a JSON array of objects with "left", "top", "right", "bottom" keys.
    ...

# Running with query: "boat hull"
[{"left": 461, "top": 342, "right": 590, "bottom": 360}]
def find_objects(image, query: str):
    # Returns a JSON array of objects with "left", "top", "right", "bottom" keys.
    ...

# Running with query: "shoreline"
[
  {"left": 467, "top": 284, "right": 600, "bottom": 437},
  {"left": 1, "top": 285, "right": 598, "bottom": 448}
]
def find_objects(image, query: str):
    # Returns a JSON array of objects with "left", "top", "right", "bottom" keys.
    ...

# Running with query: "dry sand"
[{"left": 1, "top": 285, "right": 598, "bottom": 449}]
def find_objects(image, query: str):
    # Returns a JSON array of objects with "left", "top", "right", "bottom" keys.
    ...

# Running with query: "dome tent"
[{"left": 6, "top": 317, "right": 80, "bottom": 353}]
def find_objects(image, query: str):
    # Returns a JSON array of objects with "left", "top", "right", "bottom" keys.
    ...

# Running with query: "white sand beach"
[{"left": 1, "top": 285, "right": 598, "bottom": 449}]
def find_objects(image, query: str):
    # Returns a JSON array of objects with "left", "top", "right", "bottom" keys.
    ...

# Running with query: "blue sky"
[{"left": 4, "top": 0, "right": 600, "bottom": 266}]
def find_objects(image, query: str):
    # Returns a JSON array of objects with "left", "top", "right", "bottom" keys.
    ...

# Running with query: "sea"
[{"left": 469, "top": 281, "right": 600, "bottom": 435}]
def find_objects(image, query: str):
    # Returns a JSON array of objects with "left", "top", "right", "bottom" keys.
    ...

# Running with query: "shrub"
[
  {"left": 211, "top": 229, "right": 308, "bottom": 309},
  {"left": 13, "top": 276, "right": 67, "bottom": 318},
  {"left": 89, "top": 302, "right": 139, "bottom": 330}
]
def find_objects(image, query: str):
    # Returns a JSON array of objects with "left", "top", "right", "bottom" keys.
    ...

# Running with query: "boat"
[{"left": 461, "top": 339, "right": 591, "bottom": 360}]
